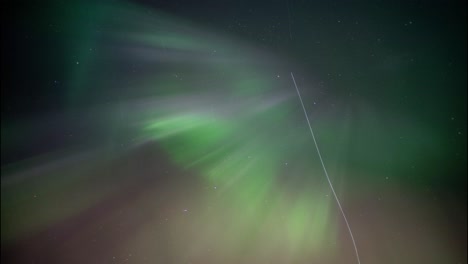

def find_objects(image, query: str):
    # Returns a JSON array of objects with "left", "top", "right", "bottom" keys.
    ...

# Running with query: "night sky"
[{"left": 1, "top": 0, "right": 467, "bottom": 263}]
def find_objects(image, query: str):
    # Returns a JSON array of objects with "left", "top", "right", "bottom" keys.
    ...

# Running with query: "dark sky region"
[{"left": 1, "top": 0, "right": 466, "bottom": 264}]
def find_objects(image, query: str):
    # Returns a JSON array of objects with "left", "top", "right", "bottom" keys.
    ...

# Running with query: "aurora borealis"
[{"left": 1, "top": 0, "right": 467, "bottom": 263}]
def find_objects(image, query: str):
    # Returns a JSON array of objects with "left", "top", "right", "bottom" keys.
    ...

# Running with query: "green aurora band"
[{"left": 2, "top": 1, "right": 465, "bottom": 263}]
